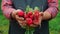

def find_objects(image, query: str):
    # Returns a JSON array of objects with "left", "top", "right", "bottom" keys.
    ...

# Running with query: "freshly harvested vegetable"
[
  {"left": 26, "top": 18, "right": 33, "bottom": 26},
  {"left": 17, "top": 10, "right": 24, "bottom": 17},
  {"left": 17, "top": 6, "right": 41, "bottom": 34}
]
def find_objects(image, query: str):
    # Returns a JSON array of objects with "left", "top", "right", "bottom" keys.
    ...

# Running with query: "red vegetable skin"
[
  {"left": 34, "top": 7, "right": 40, "bottom": 19},
  {"left": 29, "top": 15, "right": 33, "bottom": 19},
  {"left": 27, "top": 11, "right": 33, "bottom": 17},
  {"left": 33, "top": 7, "right": 40, "bottom": 24},
  {"left": 34, "top": 10, "right": 40, "bottom": 20},
  {"left": 26, "top": 18, "right": 33, "bottom": 26},
  {"left": 24, "top": 13, "right": 28, "bottom": 19},
  {"left": 27, "top": 11, "right": 34, "bottom": 19},
  {"left": 17, "top": 10, "right": 24, "bottom": 17}
]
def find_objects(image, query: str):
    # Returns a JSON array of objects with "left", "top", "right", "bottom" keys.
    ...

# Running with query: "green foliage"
[{"left": 49, "top": 12, "right": 60, "bottom": 34}]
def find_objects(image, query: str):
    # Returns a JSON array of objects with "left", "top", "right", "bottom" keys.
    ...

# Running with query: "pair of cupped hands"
[{"left": 11, "top": 9, "right": 43, "bottom": 28}]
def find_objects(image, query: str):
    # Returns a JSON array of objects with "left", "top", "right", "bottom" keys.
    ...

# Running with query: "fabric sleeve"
[
  {"left": 46, "top": 0, "right": 58, "bottom": 18},
  {"left": 1, "top": 0, "right": 16, "bottom": 19}
]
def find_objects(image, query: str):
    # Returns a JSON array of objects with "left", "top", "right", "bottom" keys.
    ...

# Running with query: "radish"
[
  {"left": 17, "top": 10, "right": 24, "bottom": 17},
  {"left": 26, "top": 18, "right": 33, "bottom": 26}
]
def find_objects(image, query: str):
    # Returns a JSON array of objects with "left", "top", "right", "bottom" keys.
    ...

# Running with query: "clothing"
[
  {"left": 1, "top": 0, "right": 58, "bottom": 19},
  {"left": 9, "top": 0, "right": 49, "bottom": 34},
  {"left": 1, "top": 0, "right": 58, "bottom": 34}
]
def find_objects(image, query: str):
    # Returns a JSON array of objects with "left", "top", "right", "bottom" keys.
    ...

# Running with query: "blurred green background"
[{"left": 0, "top": 0, "right": 60, "bottom": 34}]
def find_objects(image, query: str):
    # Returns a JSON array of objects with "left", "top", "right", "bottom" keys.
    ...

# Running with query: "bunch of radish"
[
  {"left": 17, "top": 6, "right": 41, "bottom": 34},
  {"left": 17, "top": 6, "right": 41, "bottom": 26}
]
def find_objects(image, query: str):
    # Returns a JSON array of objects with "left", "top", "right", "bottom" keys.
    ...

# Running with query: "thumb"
[{"left": 39, "top": 12, "right": 43, "bottom": 16}]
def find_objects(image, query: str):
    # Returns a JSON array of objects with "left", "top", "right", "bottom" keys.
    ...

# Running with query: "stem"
[
  {"left": 25, "top": 27, "right": 29, "bottom": 34},
  {"left": 25, "top": 27, "right": 35, "bottom": 34}
]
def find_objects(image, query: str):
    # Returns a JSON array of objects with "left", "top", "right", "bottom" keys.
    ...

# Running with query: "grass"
[
  {"left": 0, "top": 0, "right": 60, "bottom": 34},
  {"left": 49, "top": 12, "right": 60, "bottom": 34},
  {"left": 0, "top": 12, "right": 9, "bottom": 34}
]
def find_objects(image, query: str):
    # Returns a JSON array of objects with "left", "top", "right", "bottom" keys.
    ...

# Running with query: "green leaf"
[
  {"left": 34, "top": 6, "right": 40, "bottom": 11},
  {"left": 26, "top": 5, "right": 30, "bottom": 12}
]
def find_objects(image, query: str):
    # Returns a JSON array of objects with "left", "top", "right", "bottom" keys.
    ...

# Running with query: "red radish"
[
  {"left": 24, "top": 13, "right": 28, "bottom": 19},
  {"left": 26, "top": 18, "right": 33, "bottom": 26},
  {"left": 29, "top": 15, "right": 33, "bottom": 19},
  {"left": 27, "top": 11, "right": 33, "bottom": 19},
  {"left": 34, "top": 11, "right": 40, "bottom": 19},
  {"left": 27, "top": 8, "right": 33, "bottom": 16},
  {"left": 27, "top": 11, "right": 33, "bottom": 17},
  {"left": 17, "top": 10, "right": 24, "bottom": 17},
  {"left": 34, "top": 7, "right": 40, "bottom": 19},
  {"left": 28, "top": 11, "right": 33, "bottom": 15},
  {"left": 32, "top": 7, "right": 40, "bottom": 25}
]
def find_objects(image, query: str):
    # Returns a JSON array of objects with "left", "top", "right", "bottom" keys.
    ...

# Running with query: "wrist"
[
  {"left": 10, "top": 12, "right": 14, "bottom": 20},
  {"left": 11, "top": 10, "right": 17, "bottom": 19},
  {"left": 42, "top": 11, "right": 51, "bottom": 20}
]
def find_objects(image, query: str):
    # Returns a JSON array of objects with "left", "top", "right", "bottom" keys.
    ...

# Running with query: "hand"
[
  {"left": 15, "top": 15, "right": 27, "bottom": 27},
  {"left": 30, "top": 12, "right": 43, "bottom": 27},
  {"left": 11, "top": 9, "right": 27, "bottom": 27}
]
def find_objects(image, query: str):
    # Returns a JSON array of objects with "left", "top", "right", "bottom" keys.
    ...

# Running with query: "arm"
[
  {"left": 1, "top": 0, "right": 16, "bottom": 19},
  {"left": 27, "top": 0, "right": 58, "bottom": 27},
  {"left": 42, "top": 0, "right": 58, "bottom": 20},
  {"left": 1, "top": 0, "right": 27, "bottom": 27}
]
